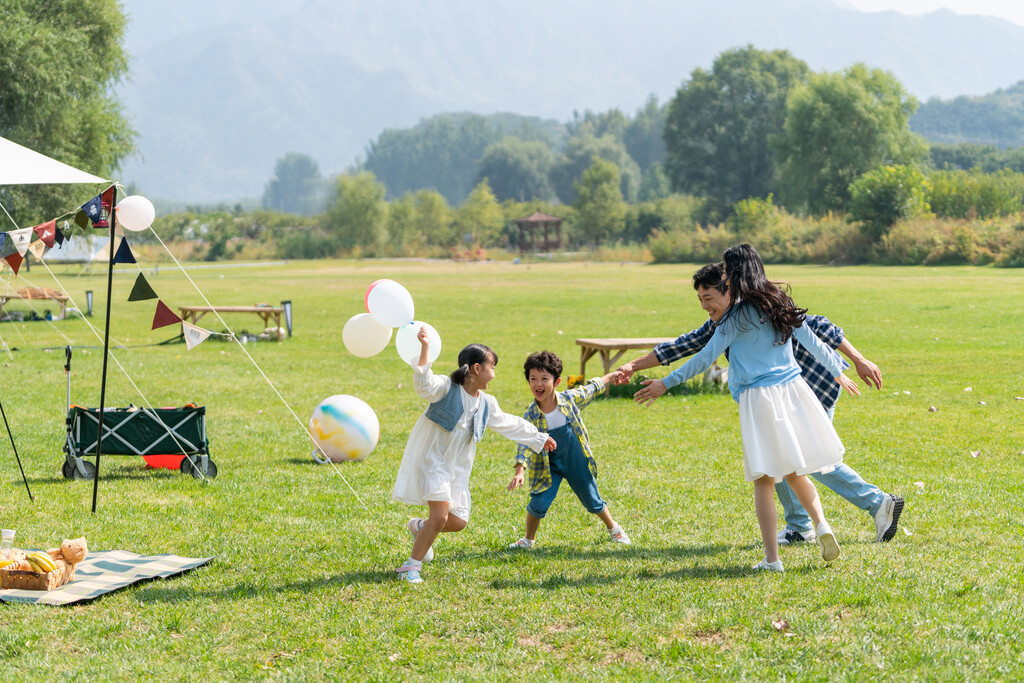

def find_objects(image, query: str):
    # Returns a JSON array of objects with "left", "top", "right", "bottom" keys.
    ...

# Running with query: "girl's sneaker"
[
  {"left": 407, "top": 518, "right": 433, "bottom": 563},
  {"left": 507, "top": 537, "right": 535, "bottom": 549},
  {"left": 816, "top": 521, "right": 841, "bottom": 562},
  {"left": 752, "top": 558, "right": 785, "bottom": 573},
  {"left": 608, "top": 524, "right": 631, "bottom": 544},
  {"left": 395, "top": 560, "right": 423, "bottom": 584}
]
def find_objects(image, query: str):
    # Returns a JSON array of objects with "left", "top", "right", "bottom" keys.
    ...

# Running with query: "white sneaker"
[
  {"left": 407, "top": 518, "right": 433, "bottom": 563},
  {"left": 752, "top": 558, "right": 785, "bottom": 573},
  {"left": 395, "top": 561, "right": 424, "bottom": 584},
  {"left": 816, "top": 521, "right": 841, "bottom": 562},
  {"left": 608, "top": 524, "right": 631, "bottom": 544},
  {"left": 507, "top": 537, "right": 535, "bottom": 549},
  {"left": 777, "top": 529, "right": 816, "bottom": 545},
  {"left": 873, "top": 494, "right": 905, "bottom": 543}
]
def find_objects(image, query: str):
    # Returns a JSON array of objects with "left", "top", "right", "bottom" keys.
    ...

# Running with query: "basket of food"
[{"left": 0, "top": 538, "right": 88, "bottom": 591}]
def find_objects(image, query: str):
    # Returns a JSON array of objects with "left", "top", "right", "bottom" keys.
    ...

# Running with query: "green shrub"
[
  {"left": 928, "top": 169, "right": 1024, "bottom": 219},
  {"left": 848, "top": 165, "right": 931, "bottom": 239},
  {"left": 728, "top": 195, "right": 781, "bottom": 237}
]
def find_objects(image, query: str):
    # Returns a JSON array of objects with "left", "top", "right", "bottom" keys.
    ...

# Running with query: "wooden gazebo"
[{"left": 513, "top": 211, "right": 564, "bottom": 253}]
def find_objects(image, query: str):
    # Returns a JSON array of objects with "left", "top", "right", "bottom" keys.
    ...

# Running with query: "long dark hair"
[
  {"left": 722, "top": 243, "right": 806, "bottom": 342},
  {"left": 450, "top": 343, "right": 497, "bottom": 385}
]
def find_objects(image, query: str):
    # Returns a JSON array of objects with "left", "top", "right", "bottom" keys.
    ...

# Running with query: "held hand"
[
  {"left": 507, "top": 471, "right": 525, "bottom": 491},
  {"left": 613, "top": 365, "right": 634, "bottom": 384},
  {"left": 543, "top": 436, "right": 557, "bottom": 452},
  {"left": 854, "top": 358, "right": 882, "bottom": 390},
  {"left": 837, "top": 373, "right": 861, "bottom": 397},
  {"left": 633, "top": 378, "right": 667, "bottom": 407}
]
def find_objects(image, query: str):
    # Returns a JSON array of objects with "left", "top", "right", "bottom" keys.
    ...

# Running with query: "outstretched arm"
[
  {"left": 614, "top": 351, "right": 660, "bottom": 383},
  {"left": 837, "top": 338, "right": 882, "bottom": 390}
]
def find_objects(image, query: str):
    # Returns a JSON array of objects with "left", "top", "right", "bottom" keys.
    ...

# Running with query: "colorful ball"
[{"left": 309, "top": 395, "right": 380, "bottom": 463}]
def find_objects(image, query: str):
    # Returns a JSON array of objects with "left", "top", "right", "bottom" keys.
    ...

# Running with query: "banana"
[
  {"left": 25, "top": 556, "right": 45, "bottom": 572},
  {"left": 27, "top": 552, "right": 57, "bottom": 573}
]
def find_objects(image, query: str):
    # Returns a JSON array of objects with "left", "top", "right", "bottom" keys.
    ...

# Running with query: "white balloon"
[
  {"left": 115, "top": 195, "right": 156, "bottom": 232},
  {"left": 342, "top": 313, "right": 392, "bottom": 358},
  {"left": 366, "top": 279, "right": 415, "bottom": 327},
  {"left": 396, "top": 321, "right": 441, "bottom": 366}
]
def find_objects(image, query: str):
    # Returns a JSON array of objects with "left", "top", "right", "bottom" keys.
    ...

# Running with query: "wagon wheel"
[
  {"left": 180, "top": 455, "right": 218, "bottom": 480},
  {"left": 61, "top": 461, "right": 74, "bottom": 479},
  {"left": 69, "top": 460, "right": 96, "bottom": 480}
]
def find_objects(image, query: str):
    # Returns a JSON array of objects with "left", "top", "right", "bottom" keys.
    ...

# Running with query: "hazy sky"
[{"left": 843, "top": 0, "right": 1024, "bottom": 26}]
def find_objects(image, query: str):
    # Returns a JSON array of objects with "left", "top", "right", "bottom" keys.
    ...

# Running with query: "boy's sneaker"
[
  {"left": 608, "top": 524, "right": 631, "bottom": 544},
  {"left": 407, "top": 518, "right": 433, "bottom": 562},
  {"left": 507, "top": 537, "right": 535, "bottom": 549},
  {"left": 777, "top": 528, "right": 815, "bottom": 545},
  {"left": 816, "top": 521, "right": 841, "bottom": 562},
  {"left": 395, "top": 560, "right": 423, "bottom": 584},
  {"left": 874, "top": 494, "right": 905, "bottom": 543},
  {"left": 752, "top": 558, "right": 785, "bottom": 573}
]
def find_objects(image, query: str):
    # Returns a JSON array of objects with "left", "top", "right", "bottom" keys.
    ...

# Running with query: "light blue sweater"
[{"left": 661, "top": 302, "right": 845, "bottom": 402}]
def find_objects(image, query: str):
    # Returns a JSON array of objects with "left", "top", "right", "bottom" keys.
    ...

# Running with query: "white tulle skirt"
[{"left": 737, "top": 378, "right": 844, "bottom": 483}]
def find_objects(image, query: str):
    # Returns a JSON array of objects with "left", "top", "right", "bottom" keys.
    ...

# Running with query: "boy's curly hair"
[{"left": 523, "top": 350, "right": 562, "bottom": 381}]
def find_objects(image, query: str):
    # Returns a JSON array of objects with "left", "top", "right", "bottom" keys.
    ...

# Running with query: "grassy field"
[{"left": 0, "top": 258, "right": 1022, "bottom": 680}]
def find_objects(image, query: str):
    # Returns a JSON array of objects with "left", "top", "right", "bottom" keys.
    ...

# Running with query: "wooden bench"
[
  {"left": 178, "top": 305, "right": 284, "bottom": 340},
  {"left": 575, "top": 337, "right": 675, "bottom": 377},
  {"left": 0, "top": 287, "right": 70, "bottom": 318}
]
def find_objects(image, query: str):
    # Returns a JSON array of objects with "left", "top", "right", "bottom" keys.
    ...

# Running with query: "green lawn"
[{"left": 1, "top": 259, "right": 1022, "bottom": 680}]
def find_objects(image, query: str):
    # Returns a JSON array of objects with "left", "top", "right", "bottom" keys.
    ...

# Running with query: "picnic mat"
[{"left": 0, "top": 550, "right": 214, "bottom": 606}]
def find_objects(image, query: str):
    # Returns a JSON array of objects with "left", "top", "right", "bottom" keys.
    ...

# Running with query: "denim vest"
[{"left": 424, "top": 382, "right": 489, "bottom": 442}]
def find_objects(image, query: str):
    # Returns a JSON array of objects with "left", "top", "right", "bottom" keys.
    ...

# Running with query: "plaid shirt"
[
  {"left": 515, "top": 377, "right": 606, "bottom": 494},
  {"left": 653, "top": 314, "right": 849, "bottom": 410}
]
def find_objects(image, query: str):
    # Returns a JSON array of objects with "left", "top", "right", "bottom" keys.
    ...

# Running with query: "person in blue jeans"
[
  {"left": 506, "top": 351, "right": 630, "bottom": 548},
  {"left": 616, "top": 262, "right": 904, "bottom": 544}
]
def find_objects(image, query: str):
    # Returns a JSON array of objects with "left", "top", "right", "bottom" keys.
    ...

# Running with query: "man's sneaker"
[
  {"left": 874, "top": 494, "right": 905, "bottom": 543},
  {"left": 816, "top": 521, "right": 841, "bottom": 562},
  {"left": 752, "top": 558, "right": 785, "bottom": 573},
  {"left": 777, "top": 529, "right": 815, "bottom": 545},
  {"left": 395, "top": 560, "right": 423, "bottom": 584},
  {"left": 407, "top": 518, "right": 433, "bottom": 562},
  {"left": 608, "top": 524, "right": 631, "bottom": 544},
  {"left": 507, "top": 537, "right": 535, "bottom": 549}
]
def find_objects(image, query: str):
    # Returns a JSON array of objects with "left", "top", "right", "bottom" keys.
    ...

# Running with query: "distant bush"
[
  {"left": 927, "top": 169, "right": 1024, "bottom": 219},
  {"left": 848, "top": 165, "right": 930, "bottom": 239}
]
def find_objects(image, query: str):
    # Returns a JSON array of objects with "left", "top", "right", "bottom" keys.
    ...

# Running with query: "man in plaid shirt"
[{"left": 616, "top": 263, "right": 904, "bottom": 544}]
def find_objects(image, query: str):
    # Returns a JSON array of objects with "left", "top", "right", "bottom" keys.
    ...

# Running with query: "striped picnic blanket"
[{"left": 0, "top": 550, "right": 214, "bottom": 606}]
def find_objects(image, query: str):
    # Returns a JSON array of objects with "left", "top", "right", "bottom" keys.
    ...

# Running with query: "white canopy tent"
[{"left": 0, "top": 135, "right": 109, "bottom": 185}]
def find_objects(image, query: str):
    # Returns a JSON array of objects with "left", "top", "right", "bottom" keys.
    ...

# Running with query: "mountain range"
[{"left": 116, "top": 0, "right": 1024, "bottom": 203}]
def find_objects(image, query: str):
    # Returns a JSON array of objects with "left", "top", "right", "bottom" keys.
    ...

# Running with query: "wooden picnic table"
[
  {"left": 178, "top": 305, "right": 284, "bottom": 339},
  {"left": 0, "top": 287, "right": 69, "bottom": 319},
  {"left": 575, "top": 337, "right": 675, "bottom": 377}
]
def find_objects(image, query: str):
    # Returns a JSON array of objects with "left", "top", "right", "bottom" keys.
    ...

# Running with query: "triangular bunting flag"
[
  {"left": 9, "top": 227, "right": 33, "bottom": 257},
  {"left": 54, "top": 222, "right": 67, "bottom": 246},
  {"left": 81, "top": 195, "right": 103, "bottom": 224},
  {"left": 28, "top": 240, "right": 46, "bottom": 261},
  {"left": 112, "top": 238, "right": 137, "bottom": 265},
  {"left": 32, "top": 219, "right": 57, "bottom": 247},
  {"left": 5, "top": 252, "right": 23, "bottom": 276},
  {"left": 0, "top": 233, "right": 8, "bottom": 259},
  {"left": 74, "top": 210, "right": 89, "bottom": 230},
  {"left": 151, "top": 300, "right": 182, "bottom": 330},
  {"left": 182, "top": 322, "right": 213, "bottom": 350},
  {"left": 128, "top": 273, "right": 158, "bottom": 301}
]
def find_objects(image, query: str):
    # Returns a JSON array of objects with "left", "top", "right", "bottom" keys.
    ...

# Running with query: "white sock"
[{"left": 406, "top": 557, "right": 422, "bottom": 568}]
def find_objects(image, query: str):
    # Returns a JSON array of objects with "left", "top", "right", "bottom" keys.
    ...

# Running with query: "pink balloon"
[{"left": 364, "top": 279, "right": 386, "bottom": 313}]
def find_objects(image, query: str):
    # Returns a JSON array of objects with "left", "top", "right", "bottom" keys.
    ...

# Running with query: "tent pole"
[
  {"left": 0, "top": 396, "right": 33, "bottom": 502},
  {"left": 91, "top": 186, "right": 117, "bottom": 514}
]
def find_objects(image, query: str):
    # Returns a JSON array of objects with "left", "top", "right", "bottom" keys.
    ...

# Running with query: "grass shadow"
[{"left": 130, "top": 570, "right": 395, "bottom": 604}]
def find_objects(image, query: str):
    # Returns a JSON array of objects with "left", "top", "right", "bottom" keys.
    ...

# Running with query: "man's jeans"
[{"left": 774, "top": 405, "right": 886, "bottom": 533}]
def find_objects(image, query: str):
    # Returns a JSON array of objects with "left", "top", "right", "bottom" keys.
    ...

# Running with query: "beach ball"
[
  {"left": 366, "top": 279, "right": 415, "bottom": 327},
  {"left": 342, "top": 313, "right": 392, "bottom": 358},
  {"left": 309, "top": 395, "right": 380, "bottom": 463},
  {"left": 395, "top": 321, "right": 442, "bottom": 366}
]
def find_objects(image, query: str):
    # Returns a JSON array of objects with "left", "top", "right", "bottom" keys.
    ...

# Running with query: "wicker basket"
[{"left": 1, "top": 561, "right": 76, "bottom": 591}]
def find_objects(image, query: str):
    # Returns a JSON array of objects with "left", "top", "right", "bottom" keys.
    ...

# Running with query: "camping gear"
[{"left": 61, "top": 347, "right": 217, "bottom": 480}]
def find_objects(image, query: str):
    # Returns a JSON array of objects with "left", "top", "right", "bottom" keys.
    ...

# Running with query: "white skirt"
[{"left": 737, "top": 378, "right": 844, "bottom": 482}]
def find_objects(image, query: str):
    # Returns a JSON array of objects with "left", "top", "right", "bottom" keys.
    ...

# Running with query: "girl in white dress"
[
  {"left": 392, "top": 327, "right": 555, "bottom": 583},
  {"left": 634, "top": 244, "right": 861, "bottom": 573}
]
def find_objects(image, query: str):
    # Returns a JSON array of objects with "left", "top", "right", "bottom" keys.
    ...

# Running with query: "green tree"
[
  {"left": 455, "top": 179, "right": 504, "bottom": 246},
  {"left": 385, "top": 193, "right": 417, "bottom": 255},
  {"left": 323, "top": 172, "right": 387, "bottom": 250},
  {"left": 411, "top": 190, "right": 453, "bottom": 247},
  {"left": 663, "top": 46, "right": 809, "bottom": 214},
  {"left": 551, "top": 134, "right": 640, "bottom": 204},
  {"left": 778, "top": 63, "right": 928, "bottom": 214},
  {"left": 261, "top": 153, "right": 324, "bottom": 215},
  {"left": 623, "top": 95, "right": 668, "bottom": 172},
  {"left": 0, "top": 0, "right": 135, "bottom": 223},
  {"left": 574, "top": 158, "right": 626, "bottom": 247},
  {"left": 475, "top": 138, "right": 555, "bottom": 202},
  {"left": 567, "top": 108, "right": 630, "bottom": 140},
  {"left": 849, "top": 165, "right": 931, "bottom": 239}
]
